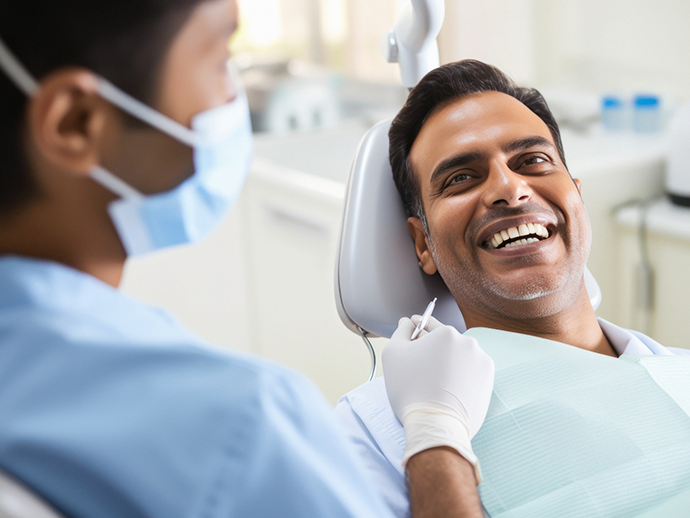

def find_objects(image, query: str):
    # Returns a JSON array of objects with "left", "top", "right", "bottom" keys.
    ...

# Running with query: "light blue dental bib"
[{"left": 465, "top": 328, "right": 690, "bottom": 518}]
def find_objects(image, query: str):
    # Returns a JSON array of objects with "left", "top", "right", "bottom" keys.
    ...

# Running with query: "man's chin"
[
  {"left": 487, "top": 280, "right": 560, "bottom": 302},
  {"left": 486, "top": 266, "right": 568, "bottom": 298},
  {"left": 478, "top": 269, "right": 588, "bottom": 320}
]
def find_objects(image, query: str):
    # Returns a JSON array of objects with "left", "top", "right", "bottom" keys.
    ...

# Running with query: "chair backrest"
[
  {"left": 335, "top": 119, "right": 602, "bottom": 339},
  {"left": 0, "top": 469, "right": 64, "bottom": 518}
]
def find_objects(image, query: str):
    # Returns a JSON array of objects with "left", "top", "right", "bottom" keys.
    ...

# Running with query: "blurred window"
[{"left": 234, "top": 0, "right": 404, "bottom": 83}]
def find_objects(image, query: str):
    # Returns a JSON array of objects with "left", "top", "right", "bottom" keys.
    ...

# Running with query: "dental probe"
[{"left": 410, "top": 297, "right": 437, "bottom": 340}]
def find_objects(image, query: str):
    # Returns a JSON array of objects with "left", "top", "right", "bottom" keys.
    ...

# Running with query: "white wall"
[
  {"left": 439, "top": 0, "right": 690, "bottom": 100},
  {"left": 236, "top": 0, "right": 690, "bottom": 99},
  {"left": 344, "top": 0, "right": 402, "bottom": 82},
  {"left": 438, "top": 0, "right": 536, "bottom": 85},
  {"left": 534, "top": 0, "right": 690, "bottom": 97}
]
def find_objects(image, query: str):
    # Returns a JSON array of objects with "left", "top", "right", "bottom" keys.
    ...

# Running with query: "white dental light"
[
  {"left": 667, "top": 102, "right": 690, "bottom": 207},
  {"left": 382, "top": 0, "right": 445, "bottom": 89}
]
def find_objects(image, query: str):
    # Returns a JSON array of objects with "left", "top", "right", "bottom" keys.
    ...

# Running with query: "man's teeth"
[
  {"left": 489, "top": 223, "right": 549, "bottom": 249},
  {"left": 502, "top": 237, "right": 541, "bottom": 248}
]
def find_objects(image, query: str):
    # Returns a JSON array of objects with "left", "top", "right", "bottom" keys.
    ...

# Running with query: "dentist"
[{"left": 0, "top": 1, "right": 494, "bottom": 517}]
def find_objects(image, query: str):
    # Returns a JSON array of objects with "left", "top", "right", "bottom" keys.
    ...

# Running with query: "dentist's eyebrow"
[
  {"left": 225, "top": 21, "right": 239, "bottom": 39},
  {"left": 502, "top": 136, "right": 556, "bottom": 155},
  {"left": 429, "top": 151, "right": 484, "bottom": 185}
]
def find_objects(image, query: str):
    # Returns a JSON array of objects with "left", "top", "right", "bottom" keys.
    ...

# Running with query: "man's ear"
[
  {"left": 573, "top": 178, "right": 582, "bottom": 194},
  {"left": 27, "top": 68, "right": 115, "bottom": 177},
  {"left": 407, "top": 217, "right": 438, "bottom": 275}
]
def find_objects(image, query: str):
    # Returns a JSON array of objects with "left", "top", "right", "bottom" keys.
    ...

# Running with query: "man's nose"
[{"left": 481, "top": 161, "right": 533, "bottom": 207}]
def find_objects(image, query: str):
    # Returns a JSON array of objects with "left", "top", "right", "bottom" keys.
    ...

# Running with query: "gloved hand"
[{"left": 383, "top": 316, "right": 494, "bottom": 482}]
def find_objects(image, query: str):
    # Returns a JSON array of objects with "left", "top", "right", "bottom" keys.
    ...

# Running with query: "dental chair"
[
  {"left": 335, "top": 0, "right": 601, "bottom": 380},
  {"left": 334, "top": 118, "right": 603, "bottom": 380},
  {"left": 333, "top": 119, "right": 603, "bottom": 518},
  {"left": 0, "top": 469, "right": 64, "bottom": 518}
]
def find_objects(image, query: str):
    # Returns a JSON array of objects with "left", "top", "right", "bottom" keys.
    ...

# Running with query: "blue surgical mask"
[
  {"left": 0, "top": 36, "right": 253, "bottom": 257},
  {"left": 91, "top": 76, "right": 253, "bottom": 256}
]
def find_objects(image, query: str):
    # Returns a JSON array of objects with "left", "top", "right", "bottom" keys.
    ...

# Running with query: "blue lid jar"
[
  {"left": 601, "top": 95, "right": 626, "bottom": 132},
  {"left": 633, "top": 94, "right": 661, "bottom": 133}
]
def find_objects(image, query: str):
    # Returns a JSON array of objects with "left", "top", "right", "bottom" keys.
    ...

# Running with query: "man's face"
[{"left": 408, "top": 91, "right": 591, "bottom": 325}]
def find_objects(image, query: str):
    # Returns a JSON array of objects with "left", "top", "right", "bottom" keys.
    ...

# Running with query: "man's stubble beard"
[{"left": 428, "top": 234, "right": 589, "bottom": 322}]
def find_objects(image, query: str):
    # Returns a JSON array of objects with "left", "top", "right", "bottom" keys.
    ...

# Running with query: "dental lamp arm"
[{"left": 382, "top": 0, "right": 445, "bottom": 88}]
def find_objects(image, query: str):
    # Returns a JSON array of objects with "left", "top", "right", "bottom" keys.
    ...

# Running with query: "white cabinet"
[
  {"left": 559, "top": 130, "right": 667, "bottom": 323},
  {"left": 120, "top": 154, "right": 380, "bottom": 406},
  {"left": 615, "top": 200, "right": 690, "bottom": 350},
  {"left": 120, "top": 124, "right": 679, "bottom": 407},
  {"left": 242, "top": 160, "right": 377, "bottom": 404}
]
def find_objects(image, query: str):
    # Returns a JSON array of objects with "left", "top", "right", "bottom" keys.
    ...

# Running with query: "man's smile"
[
  {"left": 476, "top": 214, "right": 557, "bottom": 251},
  {"left": 485, "top": 222, "right": 550, "bottom": 249}
]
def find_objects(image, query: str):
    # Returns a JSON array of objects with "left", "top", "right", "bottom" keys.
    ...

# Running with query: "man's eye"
[
  {"left": 445, "top": 173, "right": 472, "bottom": 188},
  {"left": 522, "top": 155, "right": 548, "bottom": 166}
]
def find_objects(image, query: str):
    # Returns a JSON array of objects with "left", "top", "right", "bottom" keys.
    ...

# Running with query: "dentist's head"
[{"left": 0, "top": 0, "right": 249, "bottom": 284}]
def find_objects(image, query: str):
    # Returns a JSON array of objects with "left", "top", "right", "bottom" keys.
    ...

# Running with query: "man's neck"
[{"left": 462, "top": 291, "right": 617, "bottom": 357}]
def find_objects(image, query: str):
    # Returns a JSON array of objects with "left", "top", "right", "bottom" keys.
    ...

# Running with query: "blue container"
[
  {"left": 601, "top": 95, "right": 626, "bottom": 132},
  {"left": 633, "top": 94, "right": 661, "bottom": 133}
]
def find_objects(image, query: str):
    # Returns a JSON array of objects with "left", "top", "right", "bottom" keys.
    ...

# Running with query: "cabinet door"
[
  {"left": 120, "top": 199, "right": 253, "bottom": 352},
  {"left": 244, "top": 164, "right": 377, "bottom": 405},
  {"left": 617, "top": 225, "right": 690, "bottom": 350}
]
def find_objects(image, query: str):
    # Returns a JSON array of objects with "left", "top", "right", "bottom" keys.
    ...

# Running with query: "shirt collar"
[{"left": 597, "top": 318, "right": 672, "bottom": 356}]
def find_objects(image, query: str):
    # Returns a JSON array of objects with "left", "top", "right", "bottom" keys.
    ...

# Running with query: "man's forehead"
[{"left": 410, "top": 91, "right": 555, "bottom": 174}]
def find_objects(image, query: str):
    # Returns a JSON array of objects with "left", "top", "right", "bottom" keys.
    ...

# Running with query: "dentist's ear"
[
  {"left": 27, "top": 68, "right": 114, "bottom": 177},
  {"left": 408, "top": 217, "right": 438, "bottom": 275}
]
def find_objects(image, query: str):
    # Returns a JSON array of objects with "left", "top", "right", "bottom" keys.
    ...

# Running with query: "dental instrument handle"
[{"left": 411, "top": 297, "right": 437, "bottom": 340}]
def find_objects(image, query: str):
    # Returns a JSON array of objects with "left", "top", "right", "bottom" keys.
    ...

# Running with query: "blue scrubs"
[{"left": 0, "top": 256, "right": 393, "bottom": 518}]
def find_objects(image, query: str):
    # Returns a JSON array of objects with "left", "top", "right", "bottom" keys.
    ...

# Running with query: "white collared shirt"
[
  {"left": 334, "top": 319, "right": 689, "bottom": 518},
  {"left": 598, "top": 318, "right": 682, "bottom": 356}
]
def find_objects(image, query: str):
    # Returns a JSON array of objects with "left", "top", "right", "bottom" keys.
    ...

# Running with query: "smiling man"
[
  {"left": 334, "top": 60, "right": 690, "bottom": 518},
  {"left": 403, "top": 87, "right": 609, "bottom": 356}
]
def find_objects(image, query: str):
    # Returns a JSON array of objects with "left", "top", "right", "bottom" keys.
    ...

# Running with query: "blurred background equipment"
[
  {"left": 122, "top": 0, "right": 690, "bottom": 405},
  {"left": 666, "top": 102, "right": 690, "bottom": 207},
  {"left": 237, "top": 56, "right": 342, "bottom": 133}
]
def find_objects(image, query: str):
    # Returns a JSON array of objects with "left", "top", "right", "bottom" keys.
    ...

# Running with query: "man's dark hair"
[
  {"left": 0, "top": 0, "right": 207, "bottom": 213},
  {"left": 389, "top": 59, "right": 566, "bottom": 227}
]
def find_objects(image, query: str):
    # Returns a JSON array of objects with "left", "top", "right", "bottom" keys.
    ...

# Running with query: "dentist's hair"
[
  {"left": 389, "top": 59, "right": 566, "bottom": 225},
  {"left": 0, "top": 0, "right": 207, "bottom": 213}
]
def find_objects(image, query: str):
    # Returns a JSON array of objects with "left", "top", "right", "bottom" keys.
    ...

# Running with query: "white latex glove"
[{"left": 382, "top": 316, "right": 495, "bottom": 482}]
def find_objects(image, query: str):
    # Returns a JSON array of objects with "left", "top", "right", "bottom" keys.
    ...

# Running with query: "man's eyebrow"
[
  {"left": 502, "top": 136, "right": 556, "bottom": 155},
  {"left": 427, "top": 136, "right": 557, "bottom": 186},
  {"left": 429, "top": 151, "right": 484, "bottom": 186}
]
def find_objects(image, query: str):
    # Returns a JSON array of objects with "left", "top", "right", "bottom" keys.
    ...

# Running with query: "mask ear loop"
[
  {"left": 96, "top": 78, "right": 200, "bottom": 148},
  {"left": 0, "top": 34, "right": 241, "bottom": 152},
  {"left": 91, "top": 165, "right": 146, "bottom": 201},
  {"left": 0, "top": 36, "right": 38, "bottom": 96},
  {"left": 96, "top": 60, "right": 248, "bottom": 149},
  {"left": 0, "top": 34, "right": 199, "bottom": 150}
]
